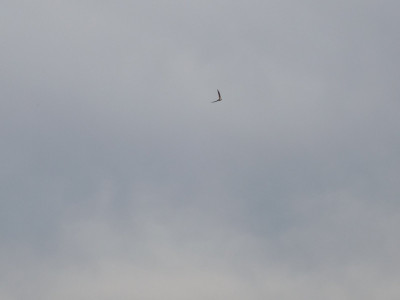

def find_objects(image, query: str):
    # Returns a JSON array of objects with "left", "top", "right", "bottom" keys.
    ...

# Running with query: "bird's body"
[{"left": 212, "top": 90, "right": 222, "bottom": 103}]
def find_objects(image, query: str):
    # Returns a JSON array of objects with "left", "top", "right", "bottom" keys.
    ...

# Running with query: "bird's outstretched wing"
[{"left": 211, "top": 89, "right": 222, "bottom": 103}]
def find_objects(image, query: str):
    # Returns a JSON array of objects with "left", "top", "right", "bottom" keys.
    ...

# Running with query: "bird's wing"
[{"left": 217, "top": 89, "right": 221, "bottom": 99}]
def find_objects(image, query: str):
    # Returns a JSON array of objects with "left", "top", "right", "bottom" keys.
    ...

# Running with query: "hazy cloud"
[{"left": 1, "top": 1, "right": 400, "bottom": 299}]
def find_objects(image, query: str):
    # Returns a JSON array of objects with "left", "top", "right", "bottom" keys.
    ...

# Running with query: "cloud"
[{"left": 1, "top": 1, "right": 400, "bottom": 299}]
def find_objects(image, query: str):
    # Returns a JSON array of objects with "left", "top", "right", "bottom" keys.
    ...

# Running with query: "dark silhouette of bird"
[{"left": 211, "top": 90, "right": 222, "bottom": 103}]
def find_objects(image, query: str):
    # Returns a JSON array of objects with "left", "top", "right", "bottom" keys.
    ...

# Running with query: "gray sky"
[{"left": 1, "top": 1, "right": 400, "bottom": 299}]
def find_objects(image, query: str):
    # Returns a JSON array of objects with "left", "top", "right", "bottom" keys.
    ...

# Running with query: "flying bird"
[{"left": 211, "top": 90, "right": 222, "bottom": 103}]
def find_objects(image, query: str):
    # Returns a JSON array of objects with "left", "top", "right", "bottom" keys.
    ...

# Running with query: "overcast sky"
[{"left": 1, "top": 1, "right": 400, "bottom": 299}]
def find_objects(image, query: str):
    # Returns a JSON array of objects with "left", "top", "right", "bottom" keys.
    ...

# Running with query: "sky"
[{"left": 1, "top": 1, "right": 400, "bottom": 299}]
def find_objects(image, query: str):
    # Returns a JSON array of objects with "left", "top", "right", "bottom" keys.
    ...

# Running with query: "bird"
[{"left": 211, "top": 90, "right": 222, "bottom": 103}]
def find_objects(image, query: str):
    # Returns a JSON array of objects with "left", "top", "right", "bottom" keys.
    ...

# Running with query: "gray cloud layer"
[{"left": 1, "top": 1, "right": 400, "bottom": 299}]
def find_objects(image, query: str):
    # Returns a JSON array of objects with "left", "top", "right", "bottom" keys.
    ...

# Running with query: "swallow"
[{"left": 211, "top": 90, "right": 222, "bottom": 103}]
